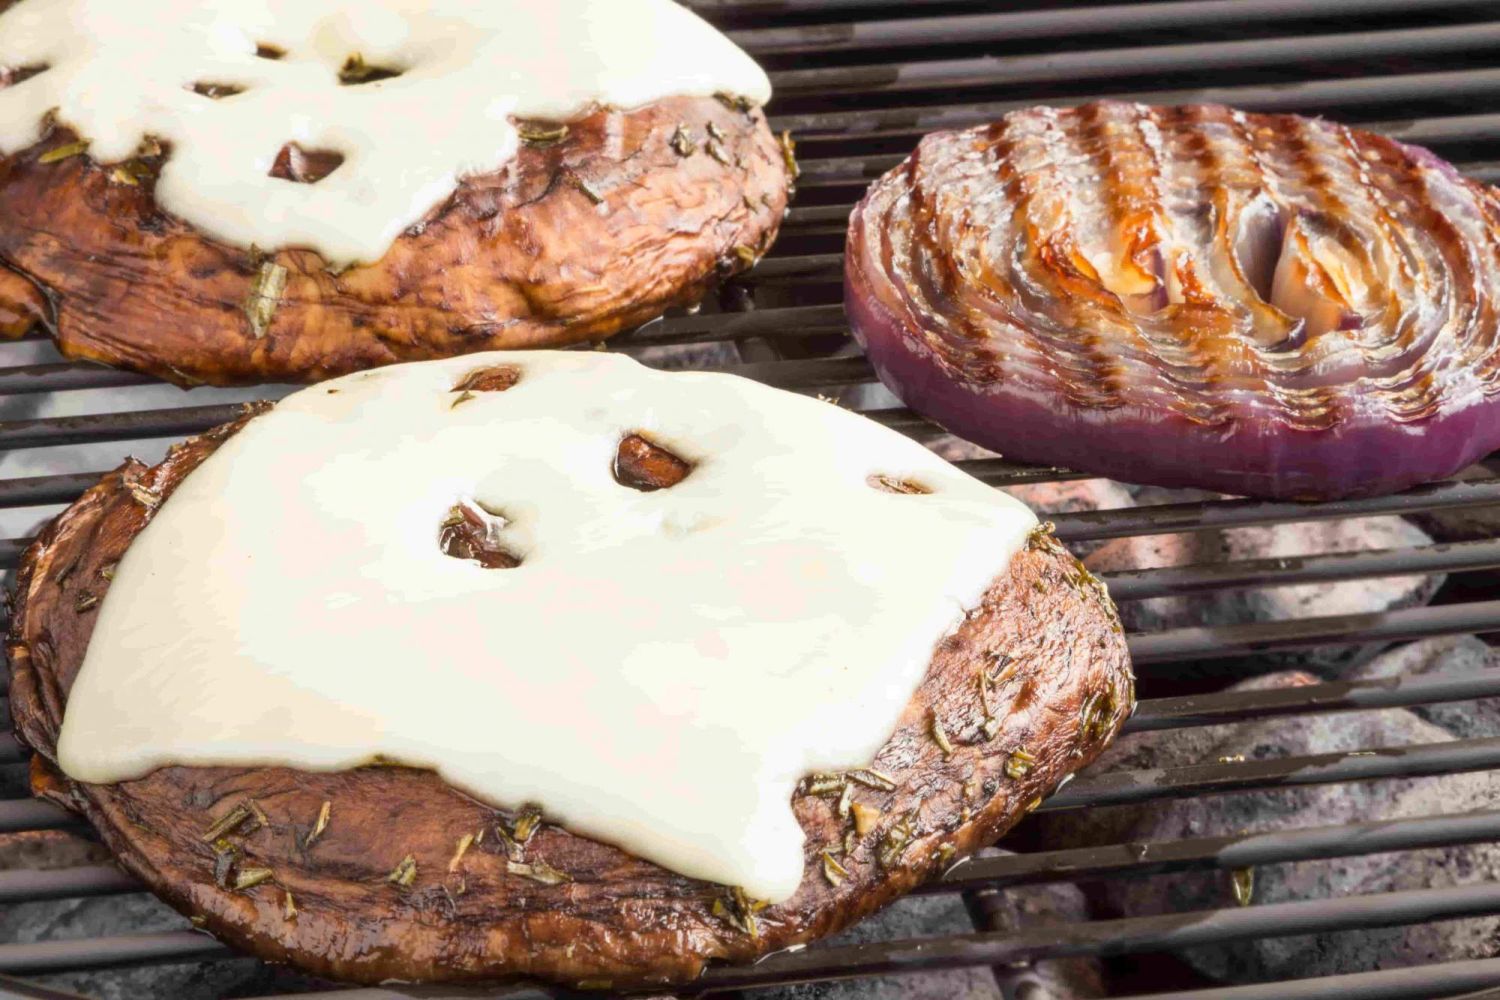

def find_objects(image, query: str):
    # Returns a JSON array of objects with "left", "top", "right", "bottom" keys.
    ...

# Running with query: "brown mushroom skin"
[
  {"left": 7, "top": 410, "right": 1133, "bottom": 989},
  {"left": 0, "top": 96, "right": 788, "bottom": 386}
]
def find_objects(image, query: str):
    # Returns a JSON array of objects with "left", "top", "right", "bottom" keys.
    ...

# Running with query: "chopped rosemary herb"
[
  {"left": 670, "top": 124, "right": 697, "bottom": 157},
  {"left": 805, "top": 773, "right": 846, "bottom": 796},
  {"left": 246, "top": 799, "right": 270, "bottom": 828},
  {"left": 706, "top": 141, "right": 730, "bottom": 165},
  {"left": 201, "top": 804, "right": 255, "bottom": 843},
  {"left": 1231, "top": 867, "right": 1254, "bottom": 906},
  {"left": 450, "top": 390, "right": 475, "bottom": 409},
  {"left": 572, "top": 175, "right": 604, "bottom": 205},
  {"left": 511, "top": 805, "right": 543, "bottom": 844},
  {"left": 127, "top": 481, "right": 161, "bottom": 510},
  {"left": 779, "top": 131, "right": 799, "bottom": 180},
  {"left": 849, "top": 768, "right": 897, "bottom": 792},
  {"left": 448, "top": 832, "right": 474, "bottom": 873},
  {"left": 1079, "top": 689, "right": 1118, "bottom": 742},
  {"left": 74, "top": 592, "right": 98, "bottom": 613},
  {"left": 713, "top": 886, "right": 766, "bottom": 938},
  {"left": 935, "top": 842, "right": 956, "bottom": 866},
  {"left": 507, "top": 859, "right": 571, "bottom": 885},
  {"left": 282, "top": 889, "right": 298, "bottom": 920},
  {"left": 843, "top": 829, "right": 858, "bottom": 855},
  {"left": 1026, "top": 521, "right": 1058, "bottom": 550},
  {"left": 836, "top": 782, "right": 853, "bottom": 820},
  {"left": 851, "top": 801, "right": 882, "bottom": 836},
  {"left": 714, "top": 92, "right": 754, "bottom": 114},
  {"left": 877, "top": 810, "right": 918, "bottom": 870},
  {"left": 821, "top": 850, "right": 849, "bottom": 887},
  {"left": 39, "top": 140, "right": 89, "bottom": 164},
  {"left": 731, "top": 244, "right": 756, "bottom": 268},
  {"left": 977, "top": 672, "right": 994, "bottom": 714},
  {"left": 492, "top": 823, "right": 523, "bottom": 862},
  {"left": 244, "top": 261, "right": 289, "bottom": 339},
  {"left": 516, "top": 121, "right": 569, "bottom": 146},
  {"left": 387, "top": 854, "right": 418, "bottom": 887},
  {"left": 1004, "top": 748, "right": 1037, "bottom": 781},
  {"left": 706, "top": 121, "right": 726, "bottom": 142},
  {"left": 305, "top": 800, "right": 331, "bottom": 847},
  {"left": 109, "top": 160, "right": 154, "bottom": 186},
  {"left": 930, "top": 712, "right": 954, "bottom": 758},
  {"left": 190, "top": 915, "right": 207, "bottom": 927},
  {"left": 99, "top": 563, "right": 117, "bottom": 581},
  {"left": 233, "top": 867, "right": 274, "bottom": 891}
]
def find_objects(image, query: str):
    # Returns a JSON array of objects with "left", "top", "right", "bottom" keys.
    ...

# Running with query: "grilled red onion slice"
[{"left": 846, "top": 102, "right": 1500, "bottom": 500}]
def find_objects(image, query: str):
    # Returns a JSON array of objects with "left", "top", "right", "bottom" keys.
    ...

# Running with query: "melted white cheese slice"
[
  {"left": 0, "top": 0, "right": 770, "bottom": 264},
  {"left": 57, "top": 351, "right": 1036, "bottom": 901}
]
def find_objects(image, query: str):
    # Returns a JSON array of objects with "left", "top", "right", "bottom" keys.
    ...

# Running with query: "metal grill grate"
[{"left": 6, "top": 0, "right": 1500, "bottom": 997}]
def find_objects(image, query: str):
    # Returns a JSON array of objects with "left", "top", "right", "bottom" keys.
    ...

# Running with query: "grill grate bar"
[
  {"left": 6, "top": 880, "right": 1500, "bottom": 985},
  {"left": 0, "top": 472, "right": 118, "bottom": 509},
  {"left": 1041, "top": 735, "right": 1500, "bottom": 812},
  {"left": 1119, "top": 958, "right": 1500, "bottom": 1000},
  {"left": 244, "top": 959, "right": 1500, "bottom": 1000},
  {"left": 1126, "top": 668, "right": 1500, "bottom": 734},
  {"left": 0, "top": 800, "right": 77, "bottom": 834},
  {"left": 768, "top": 21, "right": 1500, "bottom": 96},
  {"left": 0, "top": 403, "right": 267, "bottom": 452},
  {"left": 1051, "top": 479, "right": 1500, "bottom": 542},
  {"left": 689, "top": 0, "right": 974, "bottom": 13},
  {"left": 930, "top": 808, "right": 1500, "bottom": 894},
  {"left": 1103, "top": 539, "right": 1500, "bottom": 601},
  {"left": 773, "top": 66, "right": 1500, "bottom": 137},
  {"left": 0, "top": 364, "right": 157, "bottom": 397},
  {"left": 730, "top": 0, "right": 1487, "bottom": 57},
  {"left": 0, "top": 865, "right": 140, "bottom": 905},
  {"left": 696, "top": 881, "right": 1500, "bottom": 991},
  {"left": 0, "top": 734, "right": 23, "bottom": 765},
  {"left": 0, "top": 932, "right": 229, "bottom": 977},
  {"left": 1126, "top": 601, "right": 1500, "bottom": 666}
]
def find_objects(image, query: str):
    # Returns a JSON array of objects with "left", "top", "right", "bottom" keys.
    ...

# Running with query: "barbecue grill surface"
[{"left": 7, "top": 1, "right": 1500, "bottom": 997}]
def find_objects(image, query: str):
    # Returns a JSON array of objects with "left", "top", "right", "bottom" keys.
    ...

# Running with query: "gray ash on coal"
[{"left": 1029, "top": 661, "right": 1500, "bottom": 985}]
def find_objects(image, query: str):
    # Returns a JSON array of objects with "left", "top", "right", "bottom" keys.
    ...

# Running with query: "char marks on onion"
[{"left": 846, "top": 102, "right": 1500, "bottom": 500}]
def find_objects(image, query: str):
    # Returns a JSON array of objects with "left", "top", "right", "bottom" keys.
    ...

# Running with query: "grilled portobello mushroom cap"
[
  {"left": 6, "top": 407, "right": 1133, "bottom": 989},
  {"left": 0, "top": 95, "right": 789, "bottom": 386}
]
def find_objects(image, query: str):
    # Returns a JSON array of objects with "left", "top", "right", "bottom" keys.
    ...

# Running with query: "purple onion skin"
[
  {"left": 844, "top": 105, "right": 1500, "bottom": 501},
  {"left": 846, "top": 226, "right": 1497, "bottom": 502}
]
